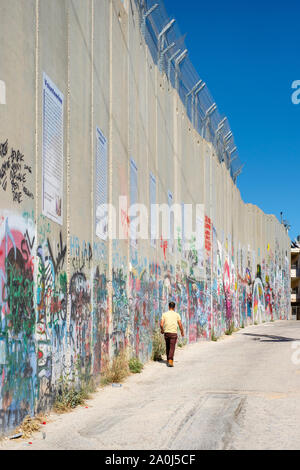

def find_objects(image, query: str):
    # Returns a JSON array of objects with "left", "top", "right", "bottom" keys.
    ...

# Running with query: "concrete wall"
[{"left": 0, "top": 0, "right": 290, "bottom": 435}]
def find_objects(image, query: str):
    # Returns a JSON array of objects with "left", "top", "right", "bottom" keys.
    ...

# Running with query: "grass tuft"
[
  {"left": 151, "top": 328, "right": 166, "bottom": 361},
  {"left": 225, "top": 322, "right": 235, "bottom": 336},
  {"left": 17, "top": 415, "right": 44, "bottom": 439},
  {"left": 177, "top": 338, "right": 188, "bottom": 348},
  {"left": 54, "top": 386, "right": 89, "bottom": 413},
  {"left": 211, "top": 329, "right": 218, "bottom": 342},
  {"left": 53, "top": 376, "right": 95, "bottom": 413},
  {"left": 128, "top": 357, "right": 144, "bottom": 374},
  {"left": 100, "top": 350, "right": 130, "bottom": 386}
]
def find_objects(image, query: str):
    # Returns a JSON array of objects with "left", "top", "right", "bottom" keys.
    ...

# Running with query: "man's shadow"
[{"left": 243, "top": 333, "right": 298, "bottom": 343}]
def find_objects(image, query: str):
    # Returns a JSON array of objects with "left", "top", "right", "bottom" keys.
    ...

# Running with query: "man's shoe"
[{"left": 168, "top": 360, "right": 174, "bottom": 367}]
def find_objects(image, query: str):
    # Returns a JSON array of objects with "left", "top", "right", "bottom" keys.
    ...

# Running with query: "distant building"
[{"left": 291, "top": 238, "right": 300, "bottom": 319}]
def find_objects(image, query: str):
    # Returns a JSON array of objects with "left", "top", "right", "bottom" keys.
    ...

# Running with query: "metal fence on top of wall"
[{"left": 134, "top": 0, "right": 243, "bottom": 183}]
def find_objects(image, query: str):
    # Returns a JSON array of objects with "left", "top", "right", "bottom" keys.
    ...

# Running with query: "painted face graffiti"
[{"left": 0, "top": 216, "right": 36, "bottom": 432}]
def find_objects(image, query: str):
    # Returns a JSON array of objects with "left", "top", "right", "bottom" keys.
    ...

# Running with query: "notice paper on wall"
[
  {"left": 196, "top": 213, "right": 205, "bottom": 270},
  {"left": 0, "top": 80, "right": 6, "bottom": 104},
  {"left": 130, "top": 158, "right": 138, "bottom": 249},
  {"left": 95, "top": 127, "right": 108, "bottom": 240},
  {"left": 42, "top": 72, "right": 64, "bottom": 225}
]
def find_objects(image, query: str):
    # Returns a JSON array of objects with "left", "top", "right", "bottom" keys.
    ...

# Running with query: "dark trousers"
[{"left": 164, "top": 333, "right": 178, "bottom": 361}]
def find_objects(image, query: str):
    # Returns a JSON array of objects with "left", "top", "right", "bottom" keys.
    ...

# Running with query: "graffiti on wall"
[
  {"left": 93, "top": 266, "right": 108, "bottom": 377},
  {"left": 0, "top": 215, "right": 36, "bottom": 431},
  {"left": 253, "top": 276, "right": 265, "bottom": 324},
  {"left": 36, "top": 230, "right": 68, "bottom": 412},
  {"left": 0, "top": 139, "right": 34, "bottom": 203},
  {"left": 0, "top": 210, "right": 290, "bottom": 436},
  {"left": 69, "top": 272, "right": 92, "bottom": 383},
  {"left": 0, "top": 216, "right": 111, "bottom": 434},
  {"left": 112, "top": 268, "right": 129, "bottom": 355}
]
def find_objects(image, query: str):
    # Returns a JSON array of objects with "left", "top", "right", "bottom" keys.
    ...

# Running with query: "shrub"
[
  {"left": 211, "top": 329, "right": 218, "bottom": 342},
  {"left": 152, "top": 328, "right": 166, "bottom": 361},
  {"left": 225, "top": 322, "right": 235, "bottom": 336},
  {"left": 128, "top": 357, "right": 144, "bottom": 374},
  {"left": 54, "top": 378, "right": 90, "bottom": 413},
  {"left": 100, "top": 350, "right": 130, "bottom": 385},
  {"left": 17, "top": 415, "right": 44, "bottom": 438}
]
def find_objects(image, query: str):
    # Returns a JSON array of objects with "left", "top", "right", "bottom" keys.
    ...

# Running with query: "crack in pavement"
[
  {"left": 169, "top": 393, "right": 246, "bottom": 450},
  {"left": 2, "top": 321, "right": 300, "bottom": 450}
]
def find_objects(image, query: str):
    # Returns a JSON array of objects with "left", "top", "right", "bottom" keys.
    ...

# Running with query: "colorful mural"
[{"left": 0, "top": 210, "right": 290, "bottom": 435}]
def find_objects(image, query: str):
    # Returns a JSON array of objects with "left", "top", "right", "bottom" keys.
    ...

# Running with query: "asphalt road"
[{"left": 2, "top": 320, "right": 300, "bottom": 450}]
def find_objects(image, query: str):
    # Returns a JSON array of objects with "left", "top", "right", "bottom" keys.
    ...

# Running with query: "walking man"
[{"left": 160, "top": 302, "right": 184, "bottom": 367}]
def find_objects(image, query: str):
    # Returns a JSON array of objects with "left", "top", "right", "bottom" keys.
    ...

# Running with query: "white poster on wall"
[
  {"left": 95, "top": 127, "right": 108, "bottom": 240},
  {"left": 150, "top": 173, "right": 157, "bottom": 247},
  {"left": 196, "top": 213, "right": 205, "bottom": 270},
  {"left": 168, "top": 190, "right": 174, "bottom": 254},
  {"left": 130, "top": 158, "right": 138, "bottom": 249},
  {"left": 0, "top": 80, "right": 6, "bottom": 105},
  {"left": 42, "top": 72, "right": 64, "bottom": 225}
]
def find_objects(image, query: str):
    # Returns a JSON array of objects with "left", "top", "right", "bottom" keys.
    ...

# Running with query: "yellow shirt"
[{"left": 162, "top": 310, "right": 181, "bottom": 334}]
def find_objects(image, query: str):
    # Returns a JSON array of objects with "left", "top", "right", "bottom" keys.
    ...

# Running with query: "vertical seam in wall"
[
  {"left": 35, "top": 0, "right": 39, "bottom": 223},
  {"left": 127, "top": 2, "right": 130, "bottom": 351},
  {"left": 173, "top": 87, "right": 178, "bottom": 278},
  {"left": 145, "top": 35, "right": 149, "bottom": 314},
  {"left": 210, "top": 146, "right": 213, "bottom": 323},
  {"left": 66, "top": 0, "right": 71, "bottom": 372},
  {"left": 34, "top": 0, "right": 39, "bottom": 402},
  {"left": 108, "top": 0, "right": 113, "bottom": 358},
  {"left": 155, "top": 65, "right": 158, "bottom": 263},
  {"left": 91, "top": 0, "right": 95, "bottom": 360}
]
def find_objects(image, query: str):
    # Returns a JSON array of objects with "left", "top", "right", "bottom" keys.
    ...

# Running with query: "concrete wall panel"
[{"left": 0, "top": 0, "right": 291, "bottom": 435}]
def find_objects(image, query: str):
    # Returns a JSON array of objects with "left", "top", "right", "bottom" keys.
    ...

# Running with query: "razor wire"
[{"left": 135, "top": 0, "right": 243, "bottom": 183}]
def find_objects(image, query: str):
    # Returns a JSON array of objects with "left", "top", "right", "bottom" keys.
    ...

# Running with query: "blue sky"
[{"left": 164, "top": 0, "right": 300, "bottom": 241}]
